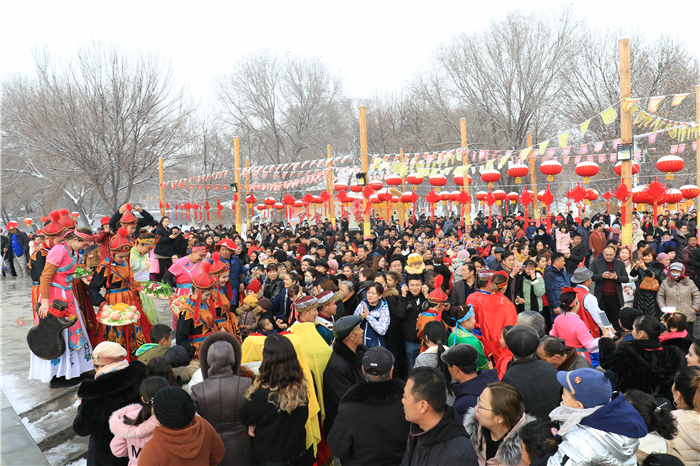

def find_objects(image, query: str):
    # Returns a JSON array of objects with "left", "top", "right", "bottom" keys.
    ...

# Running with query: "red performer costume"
[{"left": 478, "top": 270, "right": 518, "bottom": 362}]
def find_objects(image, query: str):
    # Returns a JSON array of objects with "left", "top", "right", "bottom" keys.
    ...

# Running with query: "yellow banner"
[
  {"left": 601, "top": 107, "right": 617, "bottom": 125},
  {"left": 539, "top": 140, "right": 550, "bottom": 153},
  {"left": 580, "top": 120, "right": 591, "bottom": 136},
  {"left": 559, "top": 132, "right": 569, "bottom": 148}
]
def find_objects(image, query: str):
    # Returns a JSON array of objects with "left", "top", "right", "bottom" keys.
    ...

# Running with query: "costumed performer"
[
  {"left": 214, "top": 238, "right": 247, "bottom": 307},
  {"left": 478, "top": 270, "right": 518, "bottom": 361},
  {"left": 108, "top": 203, "right": 153, "bottom": 244},
  {"left": 88, "top": 228, "right": 152, "bottom": 361},
  {"left": 210, "top": 252, "right": 240, "bottom": 337},
  {"left": 448, "top": 304, "right": 489, "bottom": 371},
  {"left": 130, "top": 231, "right": 161, "bottom": 325}
]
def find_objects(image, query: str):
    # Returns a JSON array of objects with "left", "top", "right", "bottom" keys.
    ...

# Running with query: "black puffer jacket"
[
  {"left": 599, "top": 337, "right": 685, "bottom": 401},
  {"left": 328, "top": 378, "right": 409, "bottom": 466},
  {"left": 401, "top": 406, "right": 478, "bottom": 466},
  {"left": 263, "top": 276, "right": 284, "bottom": 301},
  {"left": 631, "top": 262, "right": 666, "bottom": 317},
  {"left": 73, "top": 361, "right": 146, "bottom": 466},
  {"left": 322, "top": 341, "right": 367, "bottom": 436},
  {"left": 152, "top": 224, "right": 173, "bottom": 257}
]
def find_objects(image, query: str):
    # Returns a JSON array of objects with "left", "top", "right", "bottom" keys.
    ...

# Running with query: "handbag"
[{"left": 639, "top": 276, "right": 659, "bottom": 292}]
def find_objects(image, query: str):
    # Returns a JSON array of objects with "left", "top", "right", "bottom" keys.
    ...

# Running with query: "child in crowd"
[
  {"left": 256, "top": 316, "right": 277, "bottom": 336},
  {"left": 237, "top": 294, "right": 259, "bottom": 340},
  {"left": 616, "top": 307, "right": 643, "bottom": 348},
  {"left": 497, "top": 325, "right": 514, "bottom": 378},
  {"left": 136, "top": 324, "right": 173, "bottom": 366}
]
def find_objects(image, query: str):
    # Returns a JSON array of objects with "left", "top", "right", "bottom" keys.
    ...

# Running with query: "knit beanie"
[
  {"left": 153, "top": 386, "right": 196, "bottom": 428},
  {"left": 243, "top": 294, "right": 259, "bottom": 308},
  {"left": 556, "top": 368, "right": 614, "bottom": 409},
  {"left": 619, "top": 307, "right": 643, "bottom": 330}
]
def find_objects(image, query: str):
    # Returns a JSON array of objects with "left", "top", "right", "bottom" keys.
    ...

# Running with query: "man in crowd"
[
  {"left": 440, "top": 344, "right": 498, "bottom": 418},
  {"left": 3, "top": 221, "right": 29, "bottom": 278},
  {"left": 590, "top": 245, "right": 628, "bottom": 332}
]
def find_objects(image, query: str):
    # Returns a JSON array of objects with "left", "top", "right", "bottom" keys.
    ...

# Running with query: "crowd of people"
[{"left": 7, "top": 203, "right": 700, "bottom": 466}]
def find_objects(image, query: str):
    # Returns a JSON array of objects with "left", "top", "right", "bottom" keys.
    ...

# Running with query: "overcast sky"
[{"left": 2, "top": 0, "right": 699, "bottom": 106}]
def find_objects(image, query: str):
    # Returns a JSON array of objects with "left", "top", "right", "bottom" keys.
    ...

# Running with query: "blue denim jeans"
[{"left": 405, "top": 341, "right": 421, "bottom": 370}]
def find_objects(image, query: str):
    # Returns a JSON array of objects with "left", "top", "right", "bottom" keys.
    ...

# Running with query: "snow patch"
[
  {"left": 21, "top": 416, "right": 48, "bottom": 444},
  {"left": 21, "top": 400, "right": 80, "bottom": 444},
  {"left": 66, "top": 459, "right": 87, "bottom": 466},
  {"left": 44, "top": 440, "right": 86, "bottom": 466}
]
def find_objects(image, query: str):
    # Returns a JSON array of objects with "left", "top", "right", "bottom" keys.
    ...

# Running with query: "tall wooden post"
[
  {"left": 245, "top": 158, "right": 251, "bottom": 227},
  {"left": 158, "top": 157, "right": 165, "bottom": 217},
  {"left": 461, "top": 118, "right": 471, "bottom": 226},
  {"left": 360, "top": 106, "right": 370, "bottom": 236},
  {"left": 327, "top": 145, "right": 336, "bottom": 226},
  {"left": 234, "top": 137, "right": 241, "bottom": 233},
  {"left": 527, "top": 132, "right": 540, "bottom": 223},
  {"left": 400, "top": 149, "right": 407, "bottom": 226},
  {"left": 696, "top": 84, "right": 700, "bottom": 236},
  {"left": 620, "top": 38, "right": 633, "bottom": 247}
]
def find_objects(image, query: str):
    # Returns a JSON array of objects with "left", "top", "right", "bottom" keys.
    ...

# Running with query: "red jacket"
[
  {"left": 96, "top": 230, "right": 113, "bottom": 261},
  {"left": 478, "top": 292, "right": 518, "bottom": 362}
]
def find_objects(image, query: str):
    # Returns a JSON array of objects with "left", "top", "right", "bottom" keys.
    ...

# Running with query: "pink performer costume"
[
  {"left": 168, "top": 256, "right": 201, "bottom": 326},
  {"left": 29, "top": 242, "right": 94, "bottom": 382},
  {"left": 550, "top": 312, "right": 599, "bottom": 362}
]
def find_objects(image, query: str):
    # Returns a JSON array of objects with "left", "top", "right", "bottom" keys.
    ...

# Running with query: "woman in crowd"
[
  {"left": 516, "top": 259, "right": 545, "bottom": 315},
  {"left": 191, "top": 332, "right": 252, "bottom": 466},
  {"left": 619, "top": 246, "right": 637, "bottom": 307},
  {"left": 354, "top": 282, "right": 390, "bottom": 348},
  {"left": 550, "top": 289, "right": 611, "bottom": 362},
  {"left": 240, "top": 333, "right": 311, "bottom": 466},
  {"left": 660, "top": 313, "right": 695, "bottom": 354},
  {"left": 688, "top": 341, "right": 700, "bottom": 367},
  {"left": 657, "top": 263, "right": 700, "bottom": 336},
  {"left": 624, "top": 389, "right": 678, "bottom": 463},
  {"left": 109, "top": 376, "right": 170, "bottom": 466},
  {"left": 130, "top": 231, "right": 160, "bottom": 325},
  {"left": 599, "top": 315, "right": 685, "bottom": 400},
  {"left": 163, "top": 241, "right": 208, "bottom": 298},
  {"left": 464, "top": 381, "right": 535, "bottom": 465},
  {"left": 631, "top": 249, "right": 668, "bottom": 318},
  {"left": 667, "top": 366, "right": 700, "bottom": 466},
  {"left": 414, "top": 320, "right": 455, "bottom": 406},
  {"left": 152, "top": 216, "right": 174, "bottom": 281},
  {"left": 73, "top": 342, "right": 146, "bottom": 466}
]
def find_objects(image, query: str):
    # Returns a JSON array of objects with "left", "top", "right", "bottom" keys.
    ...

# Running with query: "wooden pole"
[
  {"left": 461, "top": 118, "right": 471, "bottom": 227},
  {"left": 234, "top": 137, "right": 241, "bottom": 233},
  {"left": 158, "top": 157, "right": 165, "bottom": 217},
  {"left": 327, "top": 145, "right": 335, "bottom": 227},
  {"left": 696, "top": 84, "right": 700, "bottom": 236},
  {"left": 360, "top": 106, "right": 369, "bottom": 236},
  {"left": 400, "top": 149, "right": 406, "bottom": 226},
  {"left": 620, "top": 38, "right": 633, "bottom": 247},
  {"left": 527, "top": 132, "right": 540, "bottom": 223},
  {"left": 245, "top": 158, "right": 251, "bottom": 228}
]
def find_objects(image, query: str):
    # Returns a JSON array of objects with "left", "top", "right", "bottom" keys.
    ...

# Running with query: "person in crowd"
[
  {"left": 414, "top": 321, "right": 455, "bottom": 406},
  {"left": 441, "top": 343, "right": 499, "bottom": 418},
  {"left": 517, "top": 259, "right": 546, "bottom": 315},
  {"left": 109, "top": 376, "right": 170, "bottom": 466},
  {"left": 108, "top": 203, "right": 154, "bottom": 243},
  {"left": 547, "top": 368, "right": 648, "bottom": 466},
  {"left": 687, "top": 340, "right": 700, "bottom": 367},
  {"left": 657, "top": 263, "right": 700, "bottom": 336},
  {"left": 631, "top": 249, "right": 668, "bottom": 318},
  {"left": 213, "top": 238, "right": 247, "bottom": 307},
  {"left": 479, "top": 271, "right": 518, "bottom": 362},
  {"left": 616, "top": 306, "right": 644, "bottom": 347},
  {"left": 136, "top": 324, "right": 173, "bottom": 366},
  {"left": 452, "top": 262, "right": 477, "bottom": 310},
  {"left": 73, "top": 342, "right": 147, "bottom": 466},
  {"left": 240, "top": 333, "right": 312, "bottom": 466},
  {"left": 590, "top": 245, "right": 629, "bottom": 333},
  {"left": 354, "top": 282, "right": 390, "bottom": 348},
  {"left": 544, "top": 252, "right": 571, "bottom": 323},
  {"left": 328, "top": 347, "right": 410, "bottom": 466},
  {"left": 323, "top": 315, "right": 366, "bottom": 437},
  {"left": 163, "top": 241, "right": 208, "bottom": 299},
  {"left": 666, "top": 366, "right": 700, "bottom": 465},
  {"left": 152, "top": 216, "right": 175, "bottom": 281},
  {"left": 556, "top": 224, "right": 573, "bottom": 255},
  {"left": 401, "top": 366, "right": 478, "bottom": 466},
  {"left": 449, "top": 304, "right": 489, "bottom": 371},
  {"left": 138, "top": 386, "right": 225, "bottom": 465},
  {"left": 537, "top": 336, "right": 593, "bottom": 372},
  {"left": 314, "top": 289, "right": 341, "bottom": 345},
  {"left": 463, "top": 381, "right": 535, "bottom": 465},
  {"left": 660, "top": 312, "right": 695, "bottom": 353},
  {"left": 550, "top": 288, "right": 611, "bottom": 362},
  {"left": 5, "top": 220, "right": 30, "bottom": 277},
  {"left": 599, "top": 315, "right": 685, "bottom": 401},
  {"left": 397, "top": 273, "right": 430, "bottom": 369},
  {"left": 519, "top": 420, "right": 561, "bottom": 466},
  {"left": 190, "top": 332, "right": 251, "bottom": 466},
  {"left": 589, "top": 222, "right": 608, "bottom": 260},
  {"left": 624, "top": 389, "right": 679, "bottom": 463}
]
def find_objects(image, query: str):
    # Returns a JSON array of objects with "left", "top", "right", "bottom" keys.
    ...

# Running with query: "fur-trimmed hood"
[
  {"left": 463, "top": 407, "right": 536, "bottom": 466},
  {"left": 383, "top": 287, "right": 399, "bottom": 298},
  {"left": 109, "top": 403, "right": 157, "bottom": 439},
  {"left": 340, "top": 378, "right": 405, "bottom": 405},
  {"left": 198, "top": 332, "right": 242, "bottom": 379}
]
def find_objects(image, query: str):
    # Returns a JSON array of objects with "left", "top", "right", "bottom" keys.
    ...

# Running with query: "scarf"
[
  {"left": 548, "top": 403, "right": 603, "bottom": 435},
  {"left": 95, "top": 361, "right": 129, "bottom": 379}
]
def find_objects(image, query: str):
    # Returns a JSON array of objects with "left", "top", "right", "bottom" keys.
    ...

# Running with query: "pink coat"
[
  {"left": 556, "top": 230, "right": 573, "bottom": 254},
  {"left": 550, "top": 313, "right": 597, "bottom": 358},
  {"left": 109, "top": 403, "right": 158, "bottom": 466}
]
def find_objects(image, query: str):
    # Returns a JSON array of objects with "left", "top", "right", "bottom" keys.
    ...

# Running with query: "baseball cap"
[
  {"left": 362, "top": 346, "right": 394, "bottom": 376},
  {"left": 440, "top": 344, "right": 479, "bottom": 367}
]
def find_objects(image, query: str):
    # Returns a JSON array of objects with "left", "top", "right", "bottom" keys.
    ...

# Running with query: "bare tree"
[
  {"left": 2, "top": 42, "right": 193, "bottom": 224},
  {"left": 216, "top": 50, "right": 354, "bottom": 166}
]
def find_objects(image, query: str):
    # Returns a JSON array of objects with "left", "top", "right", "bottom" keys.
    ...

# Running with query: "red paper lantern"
[
  {"left": 400, "top": 192, "right": 414, "bottom": 204},
  {"left": 664, "top": 188, "right": 683, "bottom": 207},
  {"left": 480, "top": 169, "right": 501, "bottom": 189},
  {"left": 614, "top": 161, "right": 640, "bottom": 176},
  {"left": 333, "top": 182, "right": 348, "bottom": 192},
  {"left": 449, "top": 190, "right": 461, "bottom": 202},
  {"left": 349, "top": 182, "right": 363, "bottom": 193},
  {"left": 370, "top": 194, "right": 382, "bottom": 204},
  {"left": 453, "top": 174, "right": 472, "bottom": 186},
  {"left": 507, "top": 192, "right": 519, "bottom": 204},
  {"left": 368, "top": 180, "right": 384, "bottom": 191},
  {"left": 385, "top": 174, "right": 402, "bottom": 186},
  {"left": 264, "top": 196, "right": 276, "bottom": 206},
  {"left": 293, "top": 200, "right": 303, "bottom": 208},
  {"left": 575, "top": 161, "right": 599, "bottom": 184},
  {"left": 256, "top": 204, "right": 266, "bottom": 211},
  {"left": 508, "top": 164, "right": 529, "bottom": 184},
  {"left": 585, "top": 189, "right": 599, "bottom": 202},
  {"left": 246, "top": 194, "right": 257, "bottom": 204},
  {"left": 71, "top": 212, "right": 80, "bottom": 219},
  {"left": 681, "top": 185, "right": 700, "bottom": 199},
  {"left": 439, "top": 191, "right": 450, "bottom": 202},
  {"left": 406, "top": 173, "right": 424, "bottom": 185},
  {"left": 391, "top": 195, "right": 400, "bottom": 203},
  {"left": 274, "top": 202, "right": 284, "bottom": 210},
  {"left": 656, "top": 155, "right": 684, "bottom": 180},
  {"left": 429, "top": 174, "right": 447, "bottom": 187},
  {"left": 492, "top": 190, "right": 507, "bottom": 205},
  {"left": 631, "top": 185, "right": 650, "bottom": 210},
  {"left": 540, "top": 160, "right": 562, "bottom": 182},
  {"left": 475, "top": 191, "right": 488, "bottom": 205}
]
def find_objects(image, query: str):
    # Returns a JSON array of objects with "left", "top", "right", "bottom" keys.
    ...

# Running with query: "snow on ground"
[
  {"left": 21, "top": 400, "right": 80, "bottom": 444},
  {"left": 66, "top": 459, "right": 86, "bottom": 466},
  {"left": 44, "top": 440, "right": 87, "bottom": 466}
]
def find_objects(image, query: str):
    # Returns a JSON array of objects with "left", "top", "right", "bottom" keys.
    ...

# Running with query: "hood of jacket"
[
  {"left": 452, "top": 369, "right": 499, "bottom": 399},
  {"left": 463, "top": 408, "right": 537, "bottom": 466},
  {"left": 581, "top": 392, "right": 648, "bottom": 438},
  {"left": 410, "top": 406, "right": 468, "bottom": 447},
  {"left": 618, "top": 340, "right": 684, "bottom": 388},
  {"left": 383, "top": 287, "right": 399, "bottom": 299},
  {"left": 109, "top": 403, "right": 158, "bottom": 439},
  {"left": 198, "top": 332, "right": 242, "bottom": 379},
  {"left": 340, "top": 378, "right": 405, "bottom": 405},
  {"left": 150, "top": 416, "right": 209, "bottom": 459},
  {"left": 77, "top": 361, "right": 145, "bottom": 403}
]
